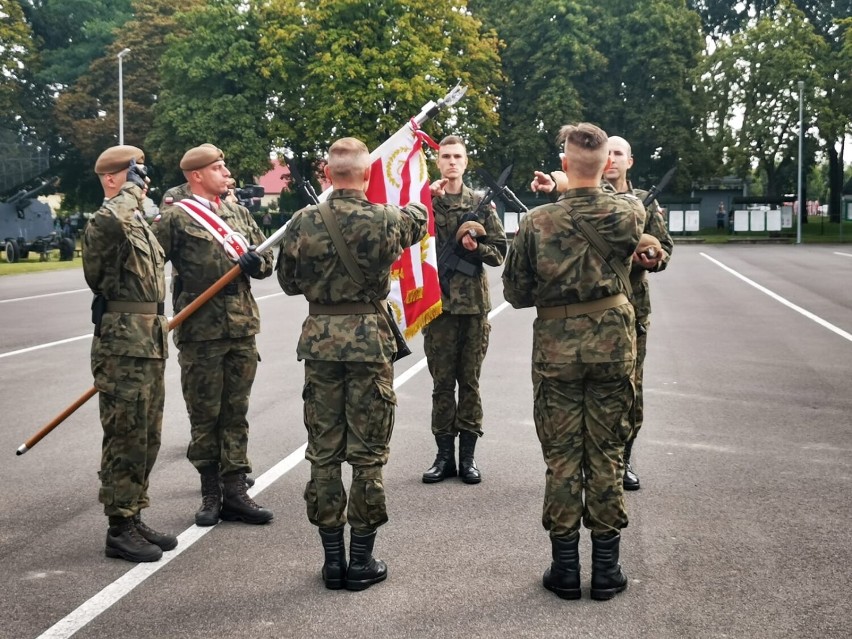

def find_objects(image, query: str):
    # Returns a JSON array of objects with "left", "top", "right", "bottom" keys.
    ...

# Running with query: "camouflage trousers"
[
  {"left": 423, "top": 313, "right": 490, "bottom": 437},
  {"left": 629, "top": 314, "right": 650, "bottom": 444},
  {"left": 532, "top": 360, "right": 634, "bottom": 537},
  {"left": 93, "top": 354, "right": 166, "bottom": 519},
  {"left": 302, "top": 359, "right": 396, "bottom": 532},
  {"left": 178, "top": 336, "right": 257, "bottom": 476}
]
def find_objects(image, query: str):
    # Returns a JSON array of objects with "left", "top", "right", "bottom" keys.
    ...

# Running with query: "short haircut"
[
  {"left": 439, "top": 135, "right": 466, "bottom": 149},
  {"left": 327, "top": 137, "right": 370, "bottom": 181},
  {"left": 559, "top": 123, "right": 608, "bottom": 178}
]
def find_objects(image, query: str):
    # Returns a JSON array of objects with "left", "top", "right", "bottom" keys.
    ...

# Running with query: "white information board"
[
  {"left": 750, "top": 210, "right": 765, "bottom": 232},
  {"left": 668, "top": 210, "right": 684, "bottom": 233},
  {"left": 766, "top": 210, "right": 782, "bottom": 232},
  {"left": 733, "top": 210, "right": 750, "bottom": 232},
  {"left": 781, "top": 205, "right": 793, "bottom": 228},
  {"left": 685, "top": 210, "right": 700, "bottom": 232},
  {"left": 503, "top": 212, "right": 519, "bottom": 235}
]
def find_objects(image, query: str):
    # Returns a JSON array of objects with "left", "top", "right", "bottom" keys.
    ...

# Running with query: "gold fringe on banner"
[{"left": 404, "top": 301, "right": 442, "bottom": 339}]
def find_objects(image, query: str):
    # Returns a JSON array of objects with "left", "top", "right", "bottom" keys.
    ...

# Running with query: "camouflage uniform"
[
  {"left": 426, "top": 186, "right": 507, "bottom": 438},
  {"left": 82, "top": 182, "right": 168, "bottom": 519},
  {"left": 277, "top": 188, "right": 427, "bottom": 532},
  {"left": 502, "top": 186, "right": 644, "bottom": 537},
  {"left": 152, "top": 191, "right": 273, "bottom": 476},
  {"left": 624, "top": 183, "right": 672, "bottom": 442}
]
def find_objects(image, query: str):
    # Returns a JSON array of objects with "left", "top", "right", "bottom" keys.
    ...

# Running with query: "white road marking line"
[
  {"left": 0, "top": 288, "right": 90, "bottom": 304},
  {"left": 701, "top": 252, "right": 852, "bottom": 343},
  {"left": 0, "top": 292, "right": 287, "bottom": 360},
  {"left": 833, "top": 251, "right": 852, "bottom": 258},
  {"left": 36, "top": 443, "right": 307, "bottom": 639},
  {"left": 35, "top": 297, "right": 510, "bottom": 637}
]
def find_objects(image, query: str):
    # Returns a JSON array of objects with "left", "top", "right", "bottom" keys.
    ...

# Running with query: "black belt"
[{"left": 106, "top": 301, "right": 165, "bottom": 315}]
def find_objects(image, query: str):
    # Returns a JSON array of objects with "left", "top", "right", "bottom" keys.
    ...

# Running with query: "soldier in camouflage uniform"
[
  {"left": 277, "top": 137, "right": 427, "bottom": 591},
  {"left": 153, "top": 144, "right": 274, "bottom": 527},
  {"left": 422, "top": 135, "right": 507, "bottom": 485},
  {"left": 604, "top": 136, "right": 673, "bottom": 491},
  {"left": 83, "top": 145, "right": 177, "bottom": 563},
  {"left": 504, "top": 123, "right": 659, "bottom": 601}
]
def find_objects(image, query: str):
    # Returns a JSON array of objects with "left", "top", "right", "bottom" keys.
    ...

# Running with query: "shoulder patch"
[{"left": 164, "top": 196, "right": 174, "bottom": 205}]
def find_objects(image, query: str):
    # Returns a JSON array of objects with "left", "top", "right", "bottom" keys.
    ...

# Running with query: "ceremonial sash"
[{"left": 175, "top": 198, "right": 249, "bottom": 260}]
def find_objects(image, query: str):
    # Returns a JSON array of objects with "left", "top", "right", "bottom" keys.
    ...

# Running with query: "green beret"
[
  {"left": 94, "top": 145, "right": 144, "bottom": 175},
  {"left": 180, "top": 144, "right": 225, "bottom": 171}
]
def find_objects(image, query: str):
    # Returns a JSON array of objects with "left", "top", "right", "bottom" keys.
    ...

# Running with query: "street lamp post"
[
  {"left": 117, "top": 48, "right": 131, "bottom": 145},
  {"left": 796, "top": 80, "right": 804, "bottom": 245}
]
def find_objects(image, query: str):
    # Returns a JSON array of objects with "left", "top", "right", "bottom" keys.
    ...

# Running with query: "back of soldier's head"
[
  {"left": 327, "top": 137, "right": 370, "bottom": 183},
  {"left": 559, "top": 123, "right": 608, "bottom": 179}
]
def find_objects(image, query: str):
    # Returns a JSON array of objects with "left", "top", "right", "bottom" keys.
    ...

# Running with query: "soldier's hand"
[
  {"left": 430, "top": 178, "right": 449, "bottom": 197},
  {"left": 126, "top": 159, "right": 150, "bottom": 191},
  {"left": 238, "top": 248, "right": 262, "bottom": 276},
  {"left": 460, "top": 234, "right": 478, "bottom": 251},
  {"left": 530, "top": 171, "right": 555, "bottom": 194}
]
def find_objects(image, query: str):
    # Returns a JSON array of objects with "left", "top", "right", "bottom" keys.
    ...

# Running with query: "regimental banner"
[{"left": 365, "top": 125, "right": 442, "bottom": 339}]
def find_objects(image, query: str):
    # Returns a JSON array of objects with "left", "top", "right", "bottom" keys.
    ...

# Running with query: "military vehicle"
[{"left": 1, "top": 178, "right": 75, "bottom": 263}]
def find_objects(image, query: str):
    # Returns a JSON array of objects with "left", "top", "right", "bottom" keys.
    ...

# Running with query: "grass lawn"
[{"left": 0, "top": 243, "right": 82, "bottom": 276}]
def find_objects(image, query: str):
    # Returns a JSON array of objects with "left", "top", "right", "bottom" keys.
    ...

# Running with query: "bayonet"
[
  {"left": 643, "top": 167, "right": 677, "bottom": 208},
  {"left": 476, "top": 165, "right": 528, "bottom": 212}
]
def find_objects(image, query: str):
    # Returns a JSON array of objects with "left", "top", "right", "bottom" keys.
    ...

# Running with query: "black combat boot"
[
  {"left": 590, "top": 533, "right": 628, "bottom": 601},
  {"left": 133, "top": 514, "right": 178, "bottom": 551},
  {"left": 458, "top": 431, "right": 482, "bottom": 484},
  {"left": 318, "top": 527, "right": 347, "bottom": 590},
  {"left": 542, "top": 531, "right": 581, "bottom": 600},
  {"left": 105, "top": 517, "right": 163, "bottom": 563},
  {"left": 221, "top": 473, "right": 274, "bottom": 524},
  {"left": 623, "top": 440, "right": 640, "bottom": 491},
  {"left": 346, "top": 529, "right": 387, "bottom": 591},
  {"left": 196, "top": 466, "right": 222, "bottom": 527},
  {"left": 422, "top": 434, "right": 457, "bottom": 483}
]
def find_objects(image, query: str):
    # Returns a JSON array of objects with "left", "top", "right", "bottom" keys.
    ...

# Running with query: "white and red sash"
[{"left": 175, "top": 197, "right": 249, "bottom": 260}]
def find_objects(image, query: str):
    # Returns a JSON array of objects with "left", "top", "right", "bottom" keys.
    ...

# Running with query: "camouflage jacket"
[
  {"left": 502, "top": 186, "right": 645, "bottom": 364},
  {"left": 152, "top": 192, "right": 273, "bottom": 345},
  {"left": 432, "top": 185, "right": 507, "bottom": 315},
  {"left": 277, "top": 188, "right": 428, "bottom": 363},
  {"left": 82, "top": 182, "right": 168, "bottom": 359},
  {"left": 602, "top": 179, "right": 674, "bottom": 319}
]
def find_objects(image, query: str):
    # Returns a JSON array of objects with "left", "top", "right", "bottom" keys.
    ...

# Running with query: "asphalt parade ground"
[{"left": 1, "top": 244, "right": 850, "bottom": 639}]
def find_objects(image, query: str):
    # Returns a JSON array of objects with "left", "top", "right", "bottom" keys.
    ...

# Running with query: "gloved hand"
[
  {"left": 238, "top": 248, "right": 262, "bottom": 277},
  {"left": 126, "top": 159, "right": 149, "bottom": 190}
]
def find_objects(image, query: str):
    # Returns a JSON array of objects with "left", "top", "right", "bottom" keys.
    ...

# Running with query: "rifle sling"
[
  {"left": 316, "top": 201, "right": 396, "bottom": 321},
  {"left": 555, "top": 201, "right": 633, "bottom": 296}
]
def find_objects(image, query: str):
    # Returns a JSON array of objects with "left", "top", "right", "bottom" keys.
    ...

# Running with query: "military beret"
[
  {"left": 94, "top": 145, "right": 144, "bottom": 175},
  {"left": 180, "top": 144, "right": 224, "bottom": 171}
]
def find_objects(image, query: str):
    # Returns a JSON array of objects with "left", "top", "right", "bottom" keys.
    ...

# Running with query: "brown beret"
[
  {"left": 456, "top": 220, "right": 487, "bottom": 243},
  {"left": 94, "top": 145, "right": 144, "bottom": 175},
  {"left": 180, "top": 144, "right": 224, "bottom": 171}
]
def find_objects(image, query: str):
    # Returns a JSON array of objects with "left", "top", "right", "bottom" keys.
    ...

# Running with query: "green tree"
[
  {"left": 21, "top": 0, "right": 132, "bottom": 88},
  {"left": 258, "top": 0, "right": 502, "bottom": 173},
  {"left": 700, "top": 0, "right": 827, "bottom": 197},
  {"left": 585, "top": 0, "right": 707, "bottom": 191},
  {"left": 147, "top": 0, "right": 271, "bottom": 189},
  {"left": 470, "top": 0, "right": 604, "bottom": 183},
  {"left": 1, "top": 0, "right": 35, "bottom": 132},
  {"left": 52, "top": 0, "right": 203, "bottom": 208}
]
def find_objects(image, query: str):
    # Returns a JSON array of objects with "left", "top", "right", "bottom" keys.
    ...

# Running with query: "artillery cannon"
[{"left": 0, "top": 178, "right": 75, "bottom": 263}]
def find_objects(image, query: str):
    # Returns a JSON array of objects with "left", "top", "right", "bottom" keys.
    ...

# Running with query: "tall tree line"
[{"left": 2, "top": 0, "right": 850, "bottom": 217}]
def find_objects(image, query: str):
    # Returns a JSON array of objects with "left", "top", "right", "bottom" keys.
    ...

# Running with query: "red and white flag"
[{"left": 365, "top": 123, "right": 442, "bottom": 338}]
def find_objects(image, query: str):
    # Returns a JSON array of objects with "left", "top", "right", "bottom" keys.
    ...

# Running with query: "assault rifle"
[
  {"left": 435, "top": 164, "right": 514, "bottom": 296},
  {"left": 284, "top": 156, "right": 320, "bottom": 207}
]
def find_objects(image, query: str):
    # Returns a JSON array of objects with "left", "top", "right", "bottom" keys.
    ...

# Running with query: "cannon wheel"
[
  {"left": 59, "top": 238, "right": 75, "bottom": 261},
  {"left": 5, "top": 241, "right": 19, "bottom": 263}
]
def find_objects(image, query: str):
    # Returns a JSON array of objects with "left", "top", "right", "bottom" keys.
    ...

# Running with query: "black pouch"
[{"left": 91, "top": 294, "right": 107, "bottom": 337}]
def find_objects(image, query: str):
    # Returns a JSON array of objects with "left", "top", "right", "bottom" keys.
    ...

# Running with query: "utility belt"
[
  {"left": 308, "top": 301, "right": 382, "bottom": 315},
  {"left": 105, "top": 301, "right": 165, "bottom": 315},
  {"left": 536, "top": 293, "right": 628, "bottom": 320},
  {"left": 92, "top": 295, "right": 164, "bottom": 337}
]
